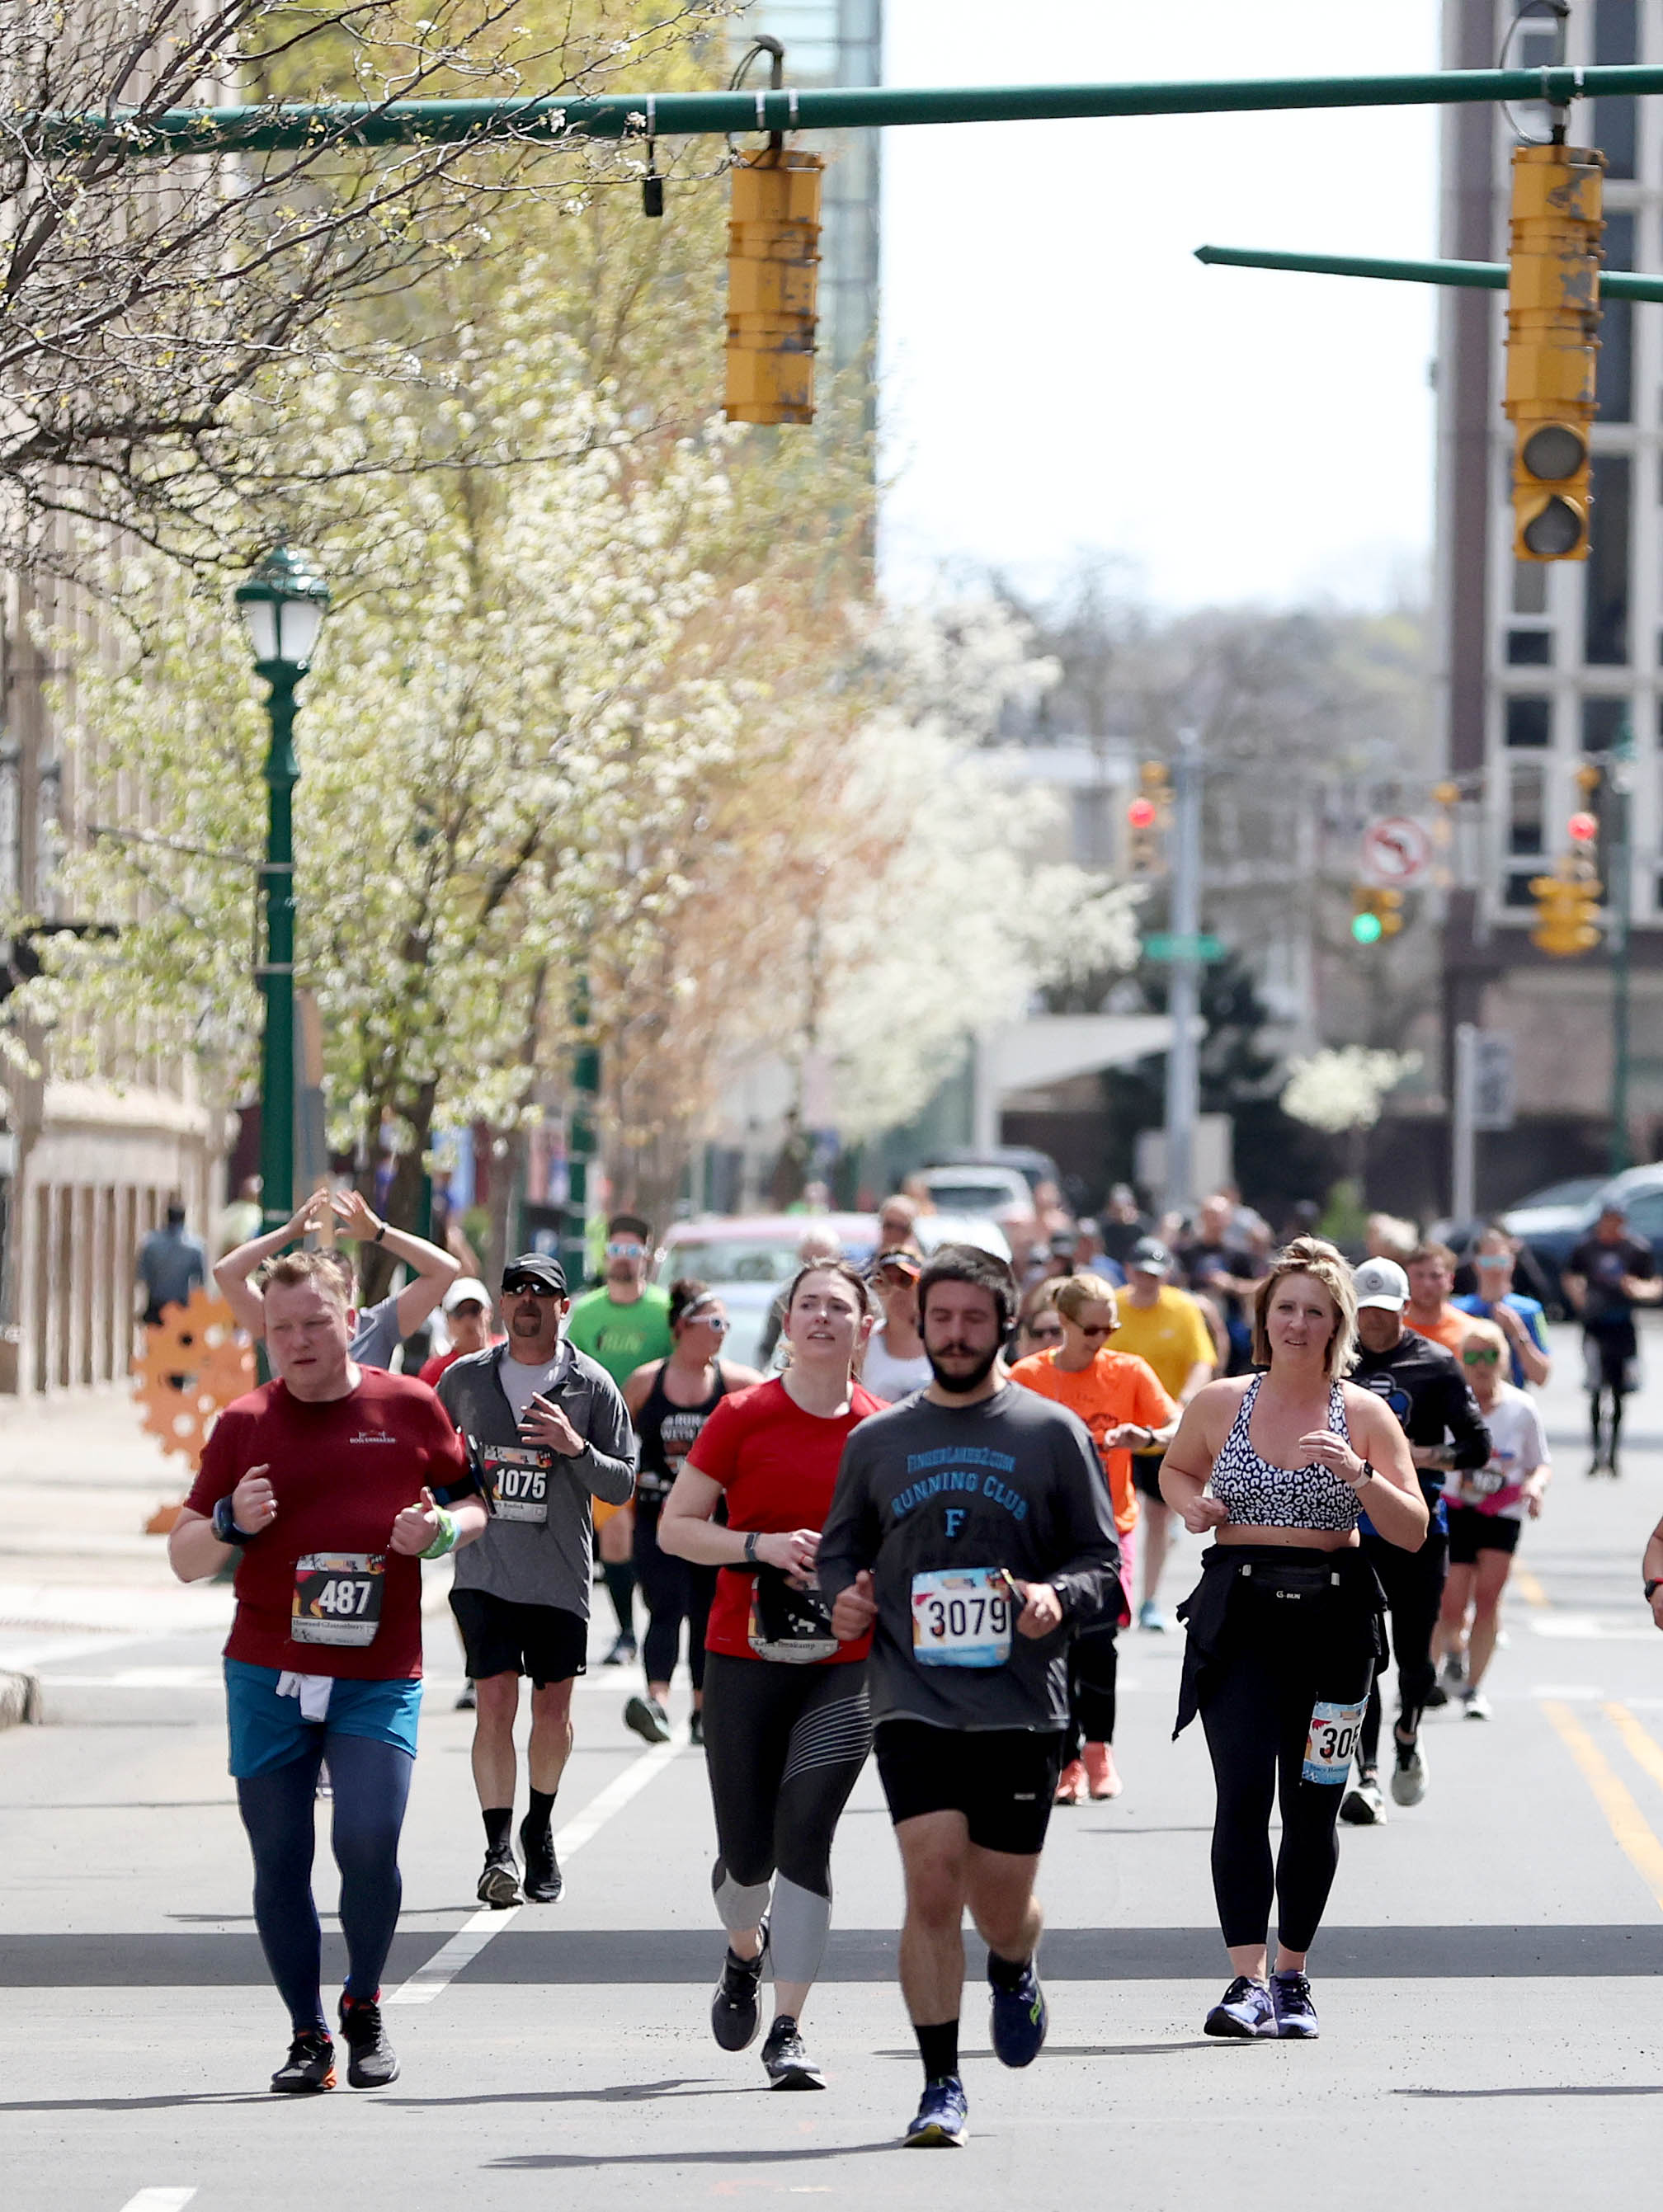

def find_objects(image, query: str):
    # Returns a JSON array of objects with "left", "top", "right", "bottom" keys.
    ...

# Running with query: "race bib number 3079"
[
  {"left": 292, "top": 1552, "right": 385, "bottom": 1647},
  {"left": 911, "top": 1568, "right": 1014, "bottom": 1668},
  {"left": 1303, "top": 1698, "right": 1365, "bottom": 1786}
]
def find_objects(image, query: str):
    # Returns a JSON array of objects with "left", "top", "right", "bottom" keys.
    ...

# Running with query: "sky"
[{"left": 877, "top": 0, "right": 1444, "bottom": 614}]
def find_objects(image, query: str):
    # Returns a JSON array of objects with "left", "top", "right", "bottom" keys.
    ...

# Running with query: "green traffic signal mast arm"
[
  {"left": 28, "top": 61, "right": 1663, "bottom": 158},
  {"left": 1195, "top": 244, "right": 1663, "bottom": 304}
]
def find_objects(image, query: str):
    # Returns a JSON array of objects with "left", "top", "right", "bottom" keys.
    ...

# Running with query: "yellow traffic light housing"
[
  {"left": 1529, "top": 859, "right": 1601, "bottom": 956},
  {"left": 1505, "top": 141, "right": 1604, "bottom": 562},
  {"left": 1125, "top": 761, "right": 1171, "bottom": 874},
  {"left": 725, "top": 148, "right": 823, "bottom": 426},
  {"left": 1350, "top": 885, "right": 1404, "bottom": 945}
]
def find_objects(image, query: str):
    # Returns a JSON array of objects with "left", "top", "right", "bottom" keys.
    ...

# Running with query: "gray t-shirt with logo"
[{"left": 817, "top": 1383, "right": 1119, "bottom": 1733}]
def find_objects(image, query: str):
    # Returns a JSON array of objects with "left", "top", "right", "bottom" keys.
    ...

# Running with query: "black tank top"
[{"left": 636, "top": 1361, "right": 728, "bottom": 1515}]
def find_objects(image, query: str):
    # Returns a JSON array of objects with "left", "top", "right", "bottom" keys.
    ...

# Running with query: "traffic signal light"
[
  {"left": 1125, "top": 760, "right": 1171, "bottom": 873},
  {"left": 1350, "top": 885, "right": 1403, "bottom": 944},
  {"left": 1529, "top": 860, "right": 1600, "bottom": 956},
  {"left": 1505, "top": 140, "right": 1604, "bottom": 562},
  {"left": 725, "top": 148, "right": 823, "bottom": 425}
]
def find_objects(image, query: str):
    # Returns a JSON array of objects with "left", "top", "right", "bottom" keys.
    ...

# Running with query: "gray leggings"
[{"left": 700, "top": 1650, "right": 871, "bottom": 1987}]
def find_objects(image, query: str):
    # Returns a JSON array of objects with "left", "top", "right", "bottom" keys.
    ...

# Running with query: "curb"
[{"left": 0, "top": 1670, "right": 40, "bottom": 1729}]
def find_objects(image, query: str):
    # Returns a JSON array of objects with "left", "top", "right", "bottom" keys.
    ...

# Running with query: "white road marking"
[
  {"left": 118, "top": 2191, "right": 197, "bottom": 2212},
  {"left": 1532, "top": 1613, "right": 1655, "bottom": 1641},
  {"left": 386, "top": 1739, "right": 681, "bottom": 2007}
]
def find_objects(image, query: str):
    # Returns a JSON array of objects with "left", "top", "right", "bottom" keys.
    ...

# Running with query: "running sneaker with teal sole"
[
  {"left": 624, "top": 1692, "right": 672, "bottom": 1746},
  {"left": 904, "top": 2075, "right": 969, "bottom": 2147},
  {"left": 338, "top": 1996, "right": 399, "bottom": 2087},
  {"left": 1137, "top": 1599, "right": 1168, "bottom": 1632},
  {"left": 987, "top": 1960, "right": 1048, "bottom": 2068},
  {"left": 271, "top": 2029, "right": 337, "bottom": 2093},
  {"left": 1204, "top": 1976, "right": 1276, "bottom": 2039},
  {"left": 711, "top": 1917, "right": 769, "bottom": 2051},
  {"left": 1269, "top": 1970, "right": 1319, "bottom": 2040}
]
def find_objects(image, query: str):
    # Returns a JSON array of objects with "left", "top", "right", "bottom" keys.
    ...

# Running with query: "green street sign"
[{"left": 1143, "top": 933, "right": 1223, "bottom": 962}]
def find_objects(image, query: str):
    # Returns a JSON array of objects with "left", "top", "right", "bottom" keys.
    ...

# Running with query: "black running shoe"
[
  {"left": 271, "top": 2028, "right": 336, "bottom": 2094},
  {"left": 478, "top": 1845, "right": 522, "bottom": 1909},
  {"left": 520, "top": 1817, "right": 564, "bottom": 1904},
  {"left": 337, "top": 1995, "right": 400, "bottom": 2087},
  {"left": 454, "top": 1681, "right": 476, "bottom": 1711},
  {"left": 761, "top": 2014, "right": 824, "bottom": 2090},
  {"left": 624, "top": 1692, "right": 673, "bottom": 1745},
  {"left": 711, "top": 1918, "right": 769, "bottom": 2051},
  {"left": 689, "top": 1709, "right": 704, "bottom": 1747}
]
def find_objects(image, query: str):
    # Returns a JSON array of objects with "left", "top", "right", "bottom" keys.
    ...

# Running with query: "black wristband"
[
  {"left": 1646, "top": 1579, "right": 1662, "bottom": 1603},
  {"left": 743, "top": 1530, "right": 760, "bottom": 1566},
  {"left": 213, "top": 1494, "right": 256, "bottom": 1547},
  {"left": 373, "top": 1218, "right": 387, "bottom": 1244}
]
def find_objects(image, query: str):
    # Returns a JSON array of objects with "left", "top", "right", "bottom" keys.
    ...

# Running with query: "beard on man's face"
[{"left": 925, "top": 1339, "right": 1001, "bottom": 1396}]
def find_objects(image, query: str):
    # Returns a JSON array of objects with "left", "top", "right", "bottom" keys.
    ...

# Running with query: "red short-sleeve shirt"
[
  {"left": 689, "top": 1376, "right": 882, "bottom": 1664},
  {"left": 186, "top": 1369, "right": 469, "bottom": 1679}
]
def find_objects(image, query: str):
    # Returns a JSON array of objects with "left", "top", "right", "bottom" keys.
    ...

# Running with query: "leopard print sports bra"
[{"left": 1209, "top": 1374, "right": 1361, "bottom": 1533}]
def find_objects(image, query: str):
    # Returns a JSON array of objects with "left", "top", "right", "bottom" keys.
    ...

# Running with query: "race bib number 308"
[
  {"left": 911, "top": 1568, "right": 1014, "bottom": 1668},
  {"left": 292, "top": 1552, "right": 385, "bottom": 1647},
  {"left": 1303, "top": 1698, "right": 1365, "bottom": 1786}
]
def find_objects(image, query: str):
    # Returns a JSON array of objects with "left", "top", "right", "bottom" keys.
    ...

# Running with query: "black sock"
[
  {"left": 524, "top": 1786, "right": 557, "bottom": 1841},
  {"left": 483, "top": 1806, "right": 513, "bottom": 1855},
  {"left": 915, "top": 2020, "right": 959, "bottom": 2081},
  {"left": 987, "top": 1950, "right": 1030, "bottom": 1993},
  {"left": 603, "top": 1562, "right": 636, "bottom": 1637}
]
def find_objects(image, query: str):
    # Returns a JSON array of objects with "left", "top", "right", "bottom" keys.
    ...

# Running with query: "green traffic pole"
[
  {"left": 33, "top": 62, "right": 1663, "bottom": 158},
  {"left": 257, "top": 668, "right": 299, "bottom": 1235},
  {"left": 561, "top": 978, "right": 600, "bottom": 1292},
  {"left": 1609, "top": 723, "right": 1635, "bottom": 1176},
  {"left": 1194, "top": 244, "right": 1663, "bottom": 304}
]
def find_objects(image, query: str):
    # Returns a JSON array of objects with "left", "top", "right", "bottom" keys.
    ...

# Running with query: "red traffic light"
[
  {"left": 1127, "top": 798, "right": 1157, "bottom": 830},
  {"left": 1568, "top": 811, "right": 1598, "bottom": 843}
]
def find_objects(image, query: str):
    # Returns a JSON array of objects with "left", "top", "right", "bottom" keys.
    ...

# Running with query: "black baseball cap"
[
  {"left": 1129, "top": 1237, "right": 1173, "bottom": 1276},
  {"left": 502, "top": 1253, "right": 568, "bottom": 1297}
]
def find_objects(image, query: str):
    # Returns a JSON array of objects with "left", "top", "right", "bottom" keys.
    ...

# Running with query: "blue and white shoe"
[
  {"left": 988, "top": 1960, "right": 1048, "bottom": 2067},
  {"left": 904, "top": 2074, "right": 969, "bottom": 2147},
  {"left": 1269, "top": 1970, "right": 1319, "bottom": 2039},
  {"left": 1204, "top": 1975, "right": 1276, "bottom": 2039}
]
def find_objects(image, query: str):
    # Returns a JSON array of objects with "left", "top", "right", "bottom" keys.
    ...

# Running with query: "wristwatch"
[
  {"left": 743, "top": 1531, "right": 760, "bottom": 1566},
  {"left": 1353, "top": 1460, "right": 1374, "bottom": 1492},
  {"left": 213, "top": 1494, "right": 257, "bottom": 1547},
  {"left": 1645, "top": 1579, "right": 1662, "bottom": 1603},
  {"left": 373, "top": 1218, "right": 388, "bottom": 1243}
]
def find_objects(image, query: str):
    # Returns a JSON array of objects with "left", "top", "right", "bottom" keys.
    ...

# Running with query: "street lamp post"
[{"left": 234, "top": 547, "right": 331, "bottom": 1235}]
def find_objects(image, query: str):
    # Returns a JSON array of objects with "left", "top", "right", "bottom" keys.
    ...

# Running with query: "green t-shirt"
[{"left": 565, "top": 1285, "right": 674, "bottom": 1391}]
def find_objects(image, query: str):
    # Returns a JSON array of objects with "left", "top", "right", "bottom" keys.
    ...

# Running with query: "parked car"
[
  {"left": 915, "top": 1165, "right": 1040, "bottom": 1255},
  {"left": 914, "top": 1211, "right": 1013, "bottom": 1264},
  {"left": 924, "top": 1146, "right": 1065, "bottom": 1202},
  {"left": 654, "top": 1214, "right": 881, "bottom": 1371}
]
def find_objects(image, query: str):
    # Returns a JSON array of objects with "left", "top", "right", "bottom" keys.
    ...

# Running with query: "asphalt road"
[{"left": 7, "top": 1325, "right": 1663, "bottom": 2210}]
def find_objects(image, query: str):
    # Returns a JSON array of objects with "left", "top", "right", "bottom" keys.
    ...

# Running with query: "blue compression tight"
[{"left": 236, "top": 1732, "right": 414, "bottom": 2031}]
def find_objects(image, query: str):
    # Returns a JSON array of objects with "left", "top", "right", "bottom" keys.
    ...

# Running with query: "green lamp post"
[{"left": 234, "top": 546, "right": 331, "bottom": 1233}]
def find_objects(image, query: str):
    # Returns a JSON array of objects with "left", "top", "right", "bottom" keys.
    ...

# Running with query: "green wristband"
[{"left": 421, "top": 1507, "right": 459, "bottom": 1560}]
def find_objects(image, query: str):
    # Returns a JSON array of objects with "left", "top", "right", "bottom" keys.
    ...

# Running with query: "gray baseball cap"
[{"left": 1352, "top": 1257, "right": 1409, "bottom": 1311}]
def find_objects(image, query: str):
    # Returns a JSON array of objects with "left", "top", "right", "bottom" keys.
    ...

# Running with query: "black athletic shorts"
[
  {"left": 1445, "top": 1505, "right": 1524, "bottom": 1566},
  {"left": 874, "top": 1718, "right": 1064, "bottom": 1857},
  {"left": 449, "top": 1588, "right": 588, "bottom": 1687},
  {"left": 1132, "top": 1452, "right": 1166, "bottom": 1503}
]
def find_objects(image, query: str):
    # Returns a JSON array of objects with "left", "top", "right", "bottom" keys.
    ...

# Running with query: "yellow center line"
[
  {"left": 1605, "top": 1702, "right": 1663, "bottom": 1795},
  {"left": 1513, "top": 1565, "right": 1548, "bottom": 1609},
  {"left": 1541, "top": 1699, "right": 1663, "bottom": 1913}
]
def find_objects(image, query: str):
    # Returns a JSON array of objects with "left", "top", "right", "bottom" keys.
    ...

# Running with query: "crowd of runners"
[{"left": 167, "top": 1180, "right": 1650, "bottom": 2143}]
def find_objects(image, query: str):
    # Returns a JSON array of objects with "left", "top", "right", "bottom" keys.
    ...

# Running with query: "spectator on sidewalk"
[{"left": 137, "top": 1198, "right": 208, "bottom": 1328}]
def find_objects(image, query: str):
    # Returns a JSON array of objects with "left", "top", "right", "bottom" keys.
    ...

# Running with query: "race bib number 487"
[
  {"left": 292, "top": 1552, "right": 385, "bottom": 1648},
  {"left": 911, "top": 1568, "right": 1014, "bottom": 1668},
  {"left": 1303, "top": 1698, "right": 1365, "bottom": 1786}
]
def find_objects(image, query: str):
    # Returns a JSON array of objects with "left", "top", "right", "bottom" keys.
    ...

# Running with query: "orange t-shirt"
[
  {"left": 1008, "top": 1348, "right": 1176, "bottom": 1533},
  {"left": 1404, "top": 1306, "right": 1468, "bottom": 1354}
]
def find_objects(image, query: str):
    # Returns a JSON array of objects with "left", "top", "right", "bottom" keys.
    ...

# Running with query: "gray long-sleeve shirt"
[{"left": 437, "top": 1339, "right": 636, "bottom": 1617}]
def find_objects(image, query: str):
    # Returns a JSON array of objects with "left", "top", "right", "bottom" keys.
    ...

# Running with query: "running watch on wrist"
[
  {"left": 373, "top": 1218, "right": 388, "bottom": 1243},
  {"left": 1646, "top": 1579, "right": 1662, "bottom": 1603},
  {"left": 1354, "top": 1460, "right": 1374, "bottom": 1492},
  {"left": 212, "top": 1494, "right": 257, "bottom": 1546},
  {"left": 743, "top": 1531, "right": 760, "bottom": 1565}
]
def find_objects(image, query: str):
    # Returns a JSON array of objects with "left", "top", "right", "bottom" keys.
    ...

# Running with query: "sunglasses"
[
  {"left": 683, "top": 1313, "right": 730, "bottom": 1333},
  {"left": 503, "top": 1275, "right": 560, "bottom": 1297},
  {"left": 1073, "top": 1322, "right": 1114, "bottom": 1339},
  {"left": 1462, "top": 1347, "right": 1503, "bottom": 1365},
  {"left": 1026, "top": 1324, "right": 1064, "bottom": 1344},
  {"left": 606, "top": 1240, "right": 645, "bottom": 1259}
]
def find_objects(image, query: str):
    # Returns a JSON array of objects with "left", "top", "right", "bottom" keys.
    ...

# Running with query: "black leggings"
[
  {"left": 1062, "top": 1619, "right": 1118, "bottom": 1761},
  {"left": 700, "top": 1650, "right": 871, "bottom": 1988},
  {"left": 1358, "top": 1527, "right": 1449, "bottom": 1767},
  {"left": 1199, "top": 1590, "right": 1373, "bottom": 1955},
  {"left": 237, "top": 1732, "right": 413, "bottom": 2032},
  {"left": 634, "top": 1512, "right": 715, "bottom": 1691}
]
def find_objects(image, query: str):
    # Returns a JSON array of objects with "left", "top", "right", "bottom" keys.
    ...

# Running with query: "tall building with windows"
[
  {"left": 740, "top": 2, "right": 882, "bottom": 387},
  {"left": 1438, "top": 0, "right": 1663, "bottom": 1189}
]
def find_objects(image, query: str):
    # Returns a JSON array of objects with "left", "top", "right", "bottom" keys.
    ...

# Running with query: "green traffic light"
[{"left": 1351, "top": 911, "right": 1383, "bottom": 945}]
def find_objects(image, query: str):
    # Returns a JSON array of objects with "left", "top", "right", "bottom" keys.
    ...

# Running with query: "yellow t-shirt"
[{"left": 1109, "top": 1287, "right": 1216, "bottom": 1405}]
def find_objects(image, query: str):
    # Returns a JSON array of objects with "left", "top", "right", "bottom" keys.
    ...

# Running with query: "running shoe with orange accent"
[
  {"left": 1053, "top": 1759, "right": 1087, "bottom": 1806},
  {"left": 1081, "top": 1742, "right": 1122, "bottom": 1800}
]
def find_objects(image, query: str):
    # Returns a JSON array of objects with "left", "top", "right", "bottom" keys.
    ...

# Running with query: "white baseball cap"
[
  {"left": 1352, "top": 1258, "right": 1409, "bottom": 1312},
  {"left": 442, "top": 1276, "right": 491, "bottom": 1313}
]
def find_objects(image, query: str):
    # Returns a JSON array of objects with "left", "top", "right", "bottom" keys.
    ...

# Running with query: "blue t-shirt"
[{"left": 1453, "top": 1292, "right": 1548, "bottom": 1391}]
